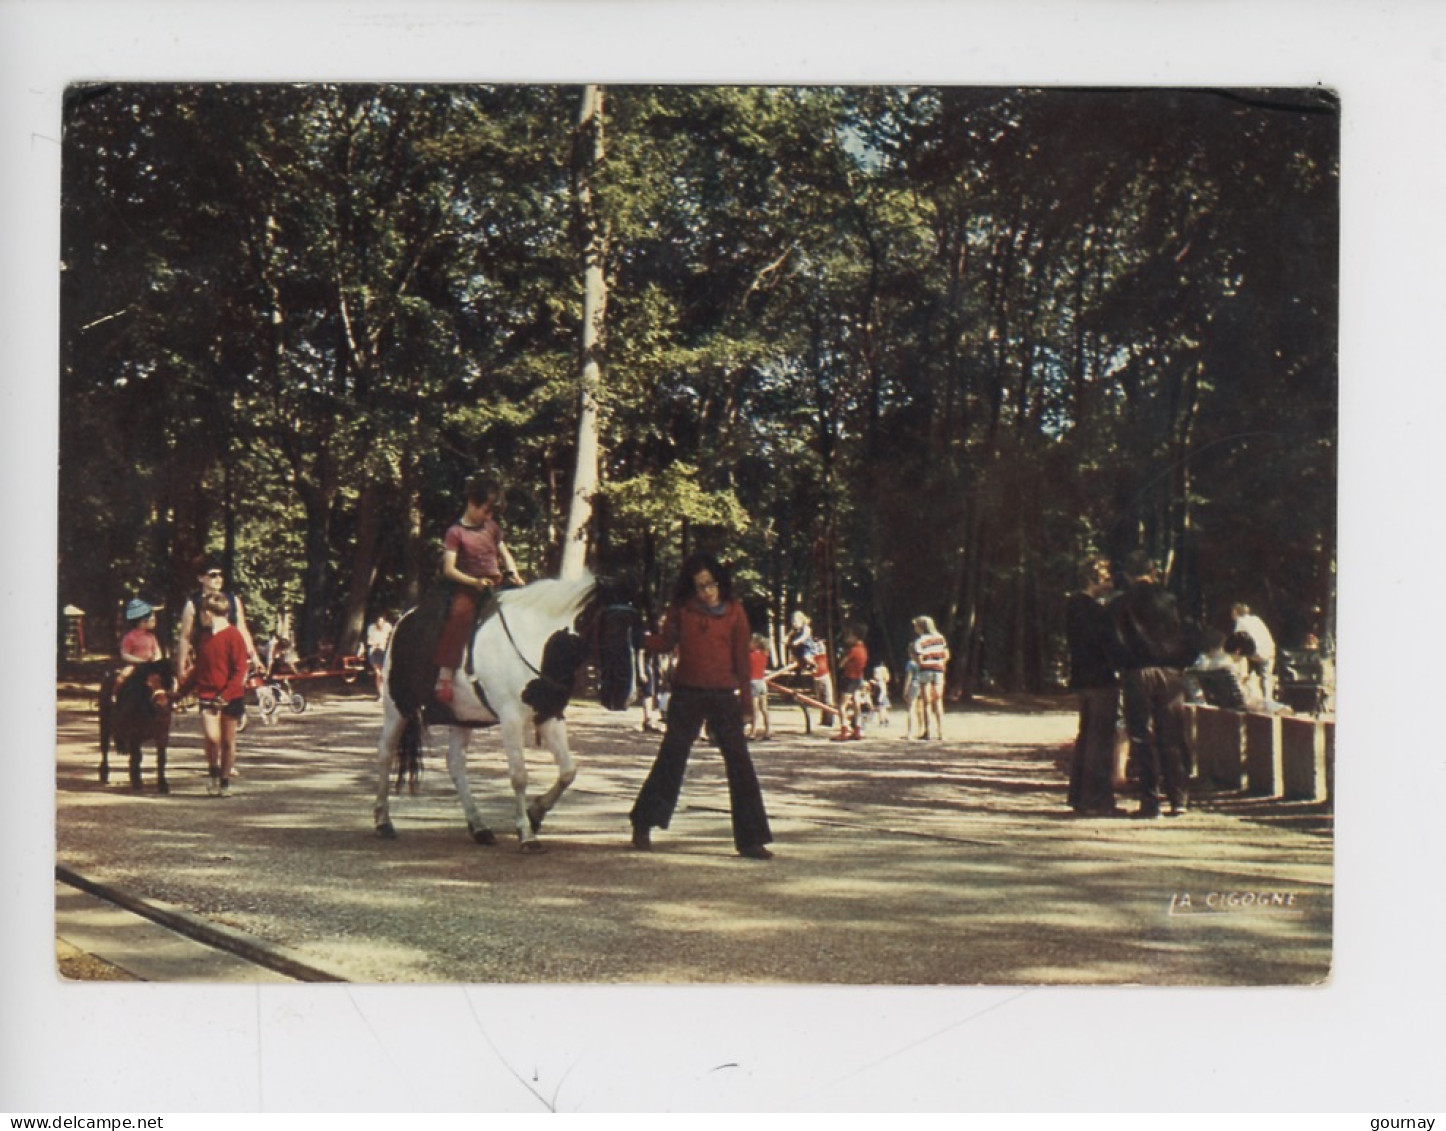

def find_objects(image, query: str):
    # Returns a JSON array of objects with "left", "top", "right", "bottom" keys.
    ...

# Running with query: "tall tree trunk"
[
  {"left": 335, "top": 479, "right": 386, "bottom": 657},
  {"left": 297, "top": 473, "right": 335, "bottom": 658},
  {"left": 561, "top": 84, "right": 607, "bottom": 580},
  {"left": 401, "top": 456, "right": 426, "bottom": 607},
  {"left": 1010, "top": 519, "right": 1027, "bottom": 691}
]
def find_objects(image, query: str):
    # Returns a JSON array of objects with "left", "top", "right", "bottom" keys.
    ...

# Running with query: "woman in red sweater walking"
[
  {"left": 629, "top": 552, "right": 774, "bottom": 860},
  {"left": 183, "top": 591, "right": 251, "bottom": 796}
]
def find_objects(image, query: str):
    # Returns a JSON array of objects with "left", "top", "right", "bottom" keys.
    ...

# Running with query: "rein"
[
  {"left": 458, "top": 583, "right": 616, "bottom": 710},
  {"left": 498, "top": 604, "right": 549, "bottom": 681},
  {"left": 490, "top": 598, "right": 584, "bottom": 693}
]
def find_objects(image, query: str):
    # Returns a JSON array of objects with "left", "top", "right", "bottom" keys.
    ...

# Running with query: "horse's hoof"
[
  {"left": 157, "top": 780, "right": 170, "bottom": 795},
  {"left": 526, "top": 802, "right": 546, "bottom": 834},
  {"left": 519, "top": 839, "right": 548, "bottom": 854},
  {"left": 98, "top": 770, "right": 109, "bottom": 785},
  {"left": 376, "top": 821, "right": 397, "bottom": 839},
  {"left": 471, "top": 827, "right": 498, "bottom": 846}
]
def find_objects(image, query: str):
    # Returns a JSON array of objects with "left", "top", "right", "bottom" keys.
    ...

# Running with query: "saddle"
[{"left": 386, "top": 581, "right": 513, "bottom": 725}]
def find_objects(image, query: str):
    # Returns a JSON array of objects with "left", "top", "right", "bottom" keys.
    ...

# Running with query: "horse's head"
[
  {"left": 590, "top": 576, "right": 642, "bottom": 712},
  {"left": 141, "top": 659, "right": 176, "bottom": 712}
]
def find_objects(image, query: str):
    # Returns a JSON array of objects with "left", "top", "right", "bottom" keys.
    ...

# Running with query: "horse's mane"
[{"left": 496, "top": 572, "right": 596, "bottom": 626}]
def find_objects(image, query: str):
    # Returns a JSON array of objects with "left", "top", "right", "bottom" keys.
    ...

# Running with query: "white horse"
[{"left": 373, "top": 572, "right": 637, "bottom": 851}]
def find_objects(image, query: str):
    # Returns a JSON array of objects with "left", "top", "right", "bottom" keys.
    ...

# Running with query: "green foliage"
[{"left": 59, "top": 83, "right": 1337, "bottom": 687}]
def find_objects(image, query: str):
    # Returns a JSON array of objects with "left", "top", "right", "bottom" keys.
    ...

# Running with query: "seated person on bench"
[{"left": 1185, "top": 628, "right": 1248, "bottom": 710}]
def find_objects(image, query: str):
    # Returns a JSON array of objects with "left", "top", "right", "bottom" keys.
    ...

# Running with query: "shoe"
[
  {"left": 219, "top": 779, "right": 231, "bottom": 797},
  {"left": 206, "top": 769, "right": 221, "bottom": 796},
  {"left": 830, "top": 730, "right": 853, "bottom": 742},
  {"left": 1167, "top": 805, "right": 1188, "bottom": 818},
  {"left": 738, "top": 844, "right": 774, "bottom": 860},
  {"left": 434, "top": 678, "right": 454, "bottom": 704},
  {"left": 630, "top": 824, "right": 652, "bottom": 851},
  {"left": 849, "top": 729, "right": 863, "bottom": 740},
  {"left": 1132, "top": 806, "right": 1161, "bottom": 820}
]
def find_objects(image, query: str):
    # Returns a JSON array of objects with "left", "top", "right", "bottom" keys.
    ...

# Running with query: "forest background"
[{"left": 57, "top": 83, "right": 1338, "bottom": 695}]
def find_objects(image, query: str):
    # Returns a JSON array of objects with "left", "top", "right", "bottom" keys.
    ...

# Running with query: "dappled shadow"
[{"left": 55, "top": 698, "right": 1332, "bottom": 985}]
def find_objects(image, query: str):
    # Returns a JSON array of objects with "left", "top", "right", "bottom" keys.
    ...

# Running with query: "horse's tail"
[{"left": 396, "top": 710, "right": 424, "bottom": 792}]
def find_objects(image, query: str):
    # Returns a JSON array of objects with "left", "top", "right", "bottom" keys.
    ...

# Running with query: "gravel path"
[{"left": 55, "top": 689, "right": 1333, "bottom": 985}]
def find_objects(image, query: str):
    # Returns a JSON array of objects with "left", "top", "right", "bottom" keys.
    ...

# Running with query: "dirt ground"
[{"left": 54, "top": 685, "right": 1334, "bottom": 985}]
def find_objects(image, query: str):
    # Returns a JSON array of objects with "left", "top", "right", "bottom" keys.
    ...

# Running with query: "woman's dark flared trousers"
[{"left": 630, "top": 686, "right": 772, "bottom": 850}]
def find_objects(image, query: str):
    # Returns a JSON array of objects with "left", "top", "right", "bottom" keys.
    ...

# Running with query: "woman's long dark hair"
[{"left": 673, "top": 551, "right": 732, "bottom": 604}]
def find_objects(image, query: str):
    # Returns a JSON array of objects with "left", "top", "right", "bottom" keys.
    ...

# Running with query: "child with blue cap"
[{"left": 116, "top": 598, "right": 160, "bottom": 686}]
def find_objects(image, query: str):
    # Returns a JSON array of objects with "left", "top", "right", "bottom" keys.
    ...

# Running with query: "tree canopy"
[{"left": 59, "top": 83, "right": 1338, "bottom": 692}]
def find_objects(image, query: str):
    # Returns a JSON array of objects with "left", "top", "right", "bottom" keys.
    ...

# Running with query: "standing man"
[
  {"left": 1110, "top": 551, "right": 1196, "bottom": 819},
  {"left": 176, "top": 557, "right": 259, "bottom": 683},
  {"left": 1066, "top": 558, "right": 1121, "bottom": 816},
  {"left": 1231, "top": 602, "right": 1277, "bottom": 704}
]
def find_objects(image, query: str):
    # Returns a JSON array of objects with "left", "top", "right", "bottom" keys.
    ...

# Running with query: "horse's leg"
[
  {"left": 525, "top": 718, "right": 578, "bottom": 838},
  {"left": 495, "top": 714, "right": 542, "bottom": 852},
  {"left": 127, "top": 738, "right": 143, "bottom": 790},
  {"left": 98, "top": 695, "right": 111, "bottom": 784},
  {"left": 374, "top": 703, "right": 406, "bottom": 837},
  {"left": 156, "top": 732, "right": 170, "bottom": 794},
  {"left": 446, "top": 726, "right": 496, "bottom": 845}
]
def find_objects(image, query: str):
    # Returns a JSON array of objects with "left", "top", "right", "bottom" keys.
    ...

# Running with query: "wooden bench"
[{"left": 1186, "top": 704, "right": 1333, "bottom": 804}]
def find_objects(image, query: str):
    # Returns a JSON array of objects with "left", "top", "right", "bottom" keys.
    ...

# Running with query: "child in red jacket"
[
  {"left": 747, "top": 634, "right": 772, "bottom": 741},
  {"left": 835, "top": 630, "right": 870, "bottom": 740},
  {"left": 182, "top": 590, "right": 250, "bottom": 795}
]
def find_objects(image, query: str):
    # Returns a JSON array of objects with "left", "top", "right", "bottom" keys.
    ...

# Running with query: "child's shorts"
[{"left": 200, "top": 696, "right": 246, "bottom": 720}]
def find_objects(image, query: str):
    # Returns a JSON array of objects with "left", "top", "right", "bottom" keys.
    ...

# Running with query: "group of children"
[{"left": 737, "top": 612, "right": 949, "bottom": 742}]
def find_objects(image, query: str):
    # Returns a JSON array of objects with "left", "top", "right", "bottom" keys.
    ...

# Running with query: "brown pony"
[{"left": 98, "top": 659, "right": 176, "bottom": 793}]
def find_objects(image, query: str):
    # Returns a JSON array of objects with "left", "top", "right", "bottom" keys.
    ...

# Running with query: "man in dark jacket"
[
  {"left": 1066, "top": 557, "right": 1122, "bottom": 816},
  {"left": 1110, "top": 550, "right": 1196, "bottom": 818}
]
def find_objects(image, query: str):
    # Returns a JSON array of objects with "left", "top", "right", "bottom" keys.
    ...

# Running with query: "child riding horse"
[{"left": 374, "top": 573, "right": 636, "bottom": 850}]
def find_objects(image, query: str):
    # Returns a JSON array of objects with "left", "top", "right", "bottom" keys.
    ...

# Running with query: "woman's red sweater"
[{"left": 645, "top": 598, "right": 753, "bottom": 711}]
